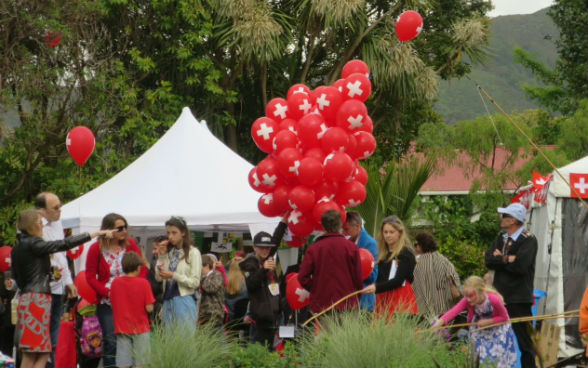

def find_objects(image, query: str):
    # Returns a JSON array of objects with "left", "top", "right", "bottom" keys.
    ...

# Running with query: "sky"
[{"left": 488, "top": 0, "right": 555, "bottom": 17}]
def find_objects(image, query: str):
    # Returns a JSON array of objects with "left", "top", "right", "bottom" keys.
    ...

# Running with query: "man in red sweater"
[{"left": 298, "top": 210, "right": 363, "bottom": 313}]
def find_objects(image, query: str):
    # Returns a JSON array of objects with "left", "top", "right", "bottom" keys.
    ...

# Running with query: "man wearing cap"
[
  {"left": 485, "top": 203, "right": 538, "bottom": 368},
  {"left": 299, "top": 210, "right": 363, "bottom": 314},
  {"left": 239, "top": 221, "right": 287, "bottom": 350}
]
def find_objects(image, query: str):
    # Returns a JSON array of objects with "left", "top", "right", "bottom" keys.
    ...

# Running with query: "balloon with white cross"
[
  {"left": 265, "top": 97, "right": 289, "bottom": 122},
  {"left": 323, "top": 151, "right": 355, "bottom": 182},
  {"left": 277, "top": 147, "right": 303, "bottom": 182},
  {"left": 321, "top": 126, "right": 350, "bottom": 154},
  {"left": 287, "top": 91, "right": 315, "bottom": 120},
  {"left": 287, "top": 210, "right": 315, "bottom": 237},
  {"left": 311, "top": 86, "right": 343, "bottom": 122},
  {"left": 341, "top": 59, "right": 370, "bottom": 79},
  {"left": 342, "top": 73, "right": 372, "bottom": 102},
  {"left": 297, "top": 157, "right": 324, "bottom": 187},
  {"left": 272, "top": 129, "right": 299, "bottom": 154},
  {"left": 248, "top": 167, "right": 265, "bottom": 193},
  {"left": 286, "top": 273, "right": 310, "bottom": 310},
  {"left": 251, "top": 117, "right": 279, "bottom": 153},
  {"left": 258, "top": 192, "right": 282, "bottom": 217},
  {"left": 395, "top": 10, "right": 423, "bottom": 42},
  {"left": 272, "top": 184, "right": 292, "bottom": 214},
  {"left": 297, "top": 112, "right": 327, "bottom": 149},
  {"left": 288, "top": 185, "right": 316, "bottom": 212},
  {"left": 336, "top": 180, "right": 367, "bottom": 208},
  {"left": 66, "top": 126, "right": 95, "bottom": 167},
  {"left": 353, "top": 131, "right": 377, "bottom": 159},
  {"left": 335, "top": 99, "right": 369, "bottom": 133},
  {"left": 312, "top": 197, "right": 346, "bottom": 227},
  {"left": 256, "top": 156, "right": 282, "bottom": 191},
  {"left": 287, "top": 83, "right": 312, "bottom": 100},
  {"left": 0, "top": 246, "right": 12, "bottom": 272}
]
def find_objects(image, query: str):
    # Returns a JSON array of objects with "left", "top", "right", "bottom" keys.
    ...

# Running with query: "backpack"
[{"left": 78, "top": 304, "right": 103, "bottom": 358}]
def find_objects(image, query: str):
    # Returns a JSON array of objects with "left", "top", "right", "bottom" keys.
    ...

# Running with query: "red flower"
[{"left": 44, "top": 32, "right": 62, "bottom": 48}]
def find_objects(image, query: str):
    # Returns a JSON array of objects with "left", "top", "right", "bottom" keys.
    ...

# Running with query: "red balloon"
[
  {"left": 256, "top": 157, "right": 282, "bottom": 191},
  {"left": 354, "top": 131, "right": 377, "bottom": 160},
  {"left": 297, "top": 157, "right": 324, "bottom": 187},
  {"left": 272, "top": 130, "right": 299, "bottom": 153},
  {"left": 323, "top": 152, "right": 355, "bottom": 182},
  {"left": 277, "top": 147, "right": 303, "bottom": 181},
  {"left": 336, "top": 100, "right": 369, "bottom": 133},
  {"left": 279, "top": 118, "right": 298, "bottom": 135},
  {"left": 312, "top": 86, "right": 343, "bottom": 122},
  {"left": 66, "top": 126, "right": 95, "bottom": 166},
  {"left": 286, "top": 273, "right": 310, "bottom": 310},
  {"left": 297, "top": 113, "right": 327, "bottom": 149},
  {"left": 287, "top": 84, "right": 312, "bottom": 100},
  {"left": 321, "top": 127, "right": 350, "bottom": 153},
  {"left": 396, "top": 10, "right": 423, "bottom": 42},
  {"left": 258, "top": 193, "right": 282, "bottom": 217},
  {"left": 266, "top": 97, "right": 289, "bottom": 122},
  {"left": 288, "top": 185, "right": 315, "bottom": 212},
  {"left": 0, "top": 246, "right": 12, "bottom": 272},
  {"left": 288, "top": 92, "right": 315, "bottom": 120},
  {"left": 355, "top": 163, "right": 368, "bottom": 185},
  {"left": 362, "top": 115, "right": 374, "bottom": 134},
  {"left": 76, "top": 271, "right": 98, "bottom": 304},
  {"left": 359, "top": 248, "right": 375, "bottom": 280},
  {"left": 337, "top": 180, "right": 367, "bottom": 207},
  {"left": 248, "top": 167, "right": 265, "bottom": 193},
  {"left": 342, "top": 59, "right": 370, "bottom": 79},
  {"left": 285, "top": 272, "right": 298, "bottom": 283},
  {"left": 347, "top": 132, "right": 358, "bottom": 159},
  {"left": 312, "top": 199, "right": 345, "bottom": 225},
  {"left": 342, "top": 73, "right": 372, "bottom": 102},
  {"left": 288, "top": 210, "right": 315, "bottom": 237},
  {"left": 314, "top": 180, "right": 339, "bottom": 202},
  {"left": 251, "top": 117, "right": 279, "bottom": 153},
  {"left": 44, "top": 32, "right": 62, "bottom": 48},
  {"left": 286, "top": 235, "right": 305, "bottom": 248},
  {"left": 304, "top": 147, "right": 326, "bottom": 163},
  {"left": 77, "top": 298, "right": 91, "bottom": 312},
  {"left": 66, "top": 244, "right": 84, "bottom": 260},
  {"left": 272, "top": 184, "right": 291, "bottom": 214},
  {"left": 333, "top": 79, "right": 347, "bottom": 94}
]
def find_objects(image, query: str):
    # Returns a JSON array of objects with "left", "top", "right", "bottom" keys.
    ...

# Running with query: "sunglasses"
[
  {"left": 501, "top": 214, "right": 513, "bottom": 219},
  {"left": 115, "top": 225, "right": 127, "bottom": 232}
]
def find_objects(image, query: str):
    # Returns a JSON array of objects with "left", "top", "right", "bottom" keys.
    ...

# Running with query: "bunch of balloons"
[{"left": 249, "top": 60, "right": 375, "bottom": 243}]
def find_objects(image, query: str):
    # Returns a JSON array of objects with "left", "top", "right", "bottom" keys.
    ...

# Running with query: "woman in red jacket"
[{"left": 85, "top": 213, "right": 147, "bottom": 368}]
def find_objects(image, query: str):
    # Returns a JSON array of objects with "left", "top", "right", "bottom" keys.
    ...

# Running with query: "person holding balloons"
[
  {"left": 85, "top": 213, "right": 147, "bottom": 368},
  {"left": 361, "top": 215, "right": 418, "bottom": 316},
  {"left": 11, "top": 209, "right": 114, "bottom": 368}
]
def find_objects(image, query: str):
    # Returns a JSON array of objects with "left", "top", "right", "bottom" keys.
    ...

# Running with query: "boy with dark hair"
[
  {"left": 199, "top": 255, "right": 226, "bottom": 327},
  {"left": 110, "top": 252, "right": 155, "bottom": 368}
]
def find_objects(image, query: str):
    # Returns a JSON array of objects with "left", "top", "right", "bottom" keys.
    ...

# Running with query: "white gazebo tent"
[
  {"left": 528, "top": 155, "right": 588, "bottom": 357},
  {"left": 61, "top": 107, "right": 279, "bottom": 268}
]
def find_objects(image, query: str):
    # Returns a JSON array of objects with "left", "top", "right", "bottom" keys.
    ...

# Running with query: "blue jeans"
[
  {"left": 96, "top": 303, "right": 116, "bottom": 368},
  {"left": 163, "top": 295, "right": 197, "bottom": 329},
  {"left": 47, "top": 294, "right": 63, "bottom": 368}
]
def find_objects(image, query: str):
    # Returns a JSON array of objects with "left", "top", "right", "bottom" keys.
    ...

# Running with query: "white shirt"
[{"left": 43, "top": 219, "right": 73, "bottom": 295}]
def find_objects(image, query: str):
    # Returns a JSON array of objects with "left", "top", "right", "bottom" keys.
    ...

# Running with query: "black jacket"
[
  {"left": 485, "top": 230, "right": 538, "bottom": 304},
  {"left": 375, "top": 247, "right": 416, "bottom": 294},
  {"left": 11, "top": 232, "right": 91, "bottom": 294},
  {"left": 240, "top": 254, "right": 280, "bottom": 328}
]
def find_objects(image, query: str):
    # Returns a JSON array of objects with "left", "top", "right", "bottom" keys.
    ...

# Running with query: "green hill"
[{"left": 435, "top": 8, "right": 559, "bottom": 124}]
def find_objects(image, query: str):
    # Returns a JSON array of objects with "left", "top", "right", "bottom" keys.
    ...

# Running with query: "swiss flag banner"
[
  {"left": 511, "top": 187, "right": 533, "bottom": 209},
  {"left": 570, "top": 173, "right": 588, "bottom": 198},
  {"left": 532, "top": 171, "right": 553, "bottom": 204}
]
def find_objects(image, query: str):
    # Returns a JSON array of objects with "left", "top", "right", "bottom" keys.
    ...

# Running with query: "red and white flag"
[
  {"left": 570, "top": 173, "right": 588, "bottom": 198},
  {"left": 511, "top": 187, "right": 533, "bottom": 209},
  {"left": 532, "top": 171, "right": 553, "bottom": 204}
]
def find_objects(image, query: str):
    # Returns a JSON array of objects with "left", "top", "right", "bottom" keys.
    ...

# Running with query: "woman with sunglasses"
[
  {"left": 361, "top": 215, "right": 418, "bottom": 316},
  {"left": 85, "top": 213, "right": 147, "bottom": 368}
]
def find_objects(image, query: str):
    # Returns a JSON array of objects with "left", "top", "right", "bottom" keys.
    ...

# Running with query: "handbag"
[{"left": 449, "top": 276, "right": 461, "bottom": 300}]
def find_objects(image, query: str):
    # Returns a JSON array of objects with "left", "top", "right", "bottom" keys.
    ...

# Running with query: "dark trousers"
[
  {"left": 47, "top": 294, "right": 63, "bottom": 368},
  {"left": 96, "top": 303, "right": 116, "bottom": 368},
  {"left": 507, "top": 303, "right": 536, "bottom": 368},
  {"left": 254, "top": 327, "right": 276, "bottom": 351}
]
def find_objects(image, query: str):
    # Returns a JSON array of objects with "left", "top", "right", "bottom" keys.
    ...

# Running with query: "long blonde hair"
[
  {"left": 463, "top": 275, "right": 503, "bottom": 303},
  {"left": 377, "top": 215, "right": 412, "bottom": 263},
  {"left": 226, "top": 259, "right": 244, "bottom": 295}
]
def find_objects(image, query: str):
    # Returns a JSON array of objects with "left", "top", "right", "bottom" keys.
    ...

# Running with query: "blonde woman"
[
  {"left": 433, "top": 276, "right": 517, "bottom": 368},
  {"left": 225, "top": 258, "right": 248, "bottom": 322},
  {"left": 361, "top": 215, "right": 418, "bottom": 315}
]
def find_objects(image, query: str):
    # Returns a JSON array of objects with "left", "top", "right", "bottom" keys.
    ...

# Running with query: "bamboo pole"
[{"left": 302, "top": 290, "right": 363, "bottom": 327}]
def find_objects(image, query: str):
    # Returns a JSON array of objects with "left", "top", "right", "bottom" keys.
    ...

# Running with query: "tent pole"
[
  {"left": 543, "top": 198, "right": 559, "bottom": 315},
  {"left": 476, "top": 85, "right": 588, "bottom": 211}
]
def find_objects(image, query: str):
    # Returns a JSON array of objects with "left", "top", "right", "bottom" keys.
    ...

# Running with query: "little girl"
[{"left": 433, "top": 275, "right": 517, "bottom": 368}]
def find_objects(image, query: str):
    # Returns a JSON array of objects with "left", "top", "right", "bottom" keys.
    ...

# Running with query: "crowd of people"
[{"left": 0, "top": 190, "right": 574, "bottom": 368}]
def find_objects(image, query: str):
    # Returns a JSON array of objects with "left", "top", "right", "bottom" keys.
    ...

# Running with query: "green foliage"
[
  {"left": 230, "top": 343, "right": 299, "bottom": 368},
  {"left": 297, "top": 312, "right": 471, "bottom": 367},
  {"left": 556, "top": 99, "right": 588, "bottom": 161}
]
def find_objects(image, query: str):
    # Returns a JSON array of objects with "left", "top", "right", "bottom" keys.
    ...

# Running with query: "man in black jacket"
[{"left": 485, "top": 203, "right": 538, "bottom": 368}]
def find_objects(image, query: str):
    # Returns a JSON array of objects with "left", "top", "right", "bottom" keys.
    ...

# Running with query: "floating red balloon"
[
  {"left": 256, "top": 157, "right": 282, "bottom": 191},
  {"left": 337, "top": 180, "right": 367, "bottom": 208},
  {"left": 312, "top": 86, "right": 343, "bottom": 122},
  {"left": 288, "top": 210, "right": 314, "bottom": 237},
  {"left": 396, "top": 10, "right": 423, "bottom": 42},
  {"left": 297, "top": 157, "right": 324, "bottom": 187},
  {"left": 287, "top": 84, "right": 312, "bottom": 100},
  {"left": 66, "top": 126, "right": 95, "bottom": 167},
  {"left": 286, "top": 235, "right": 305, "bottom": 248},
  {"left": 286, "top": 273, "right": 310, "bottom": 310},
  {"left": 336, "top": 100, "right": 369, "bottom": 133},
  {"left": 323, "top": 152, "right": 355, "bottom": 182},
  {"left": 355, "top": 163, "right": 368, "bottom": 185},
  {"left": 342, "top": 60, "right": 370, "bottom": 79},
  {"left": 354, "top": 131, "right": 377, "bottom": 159},
  {"left": 272, "top": 130, "right": 299, "bottom": 153},
  {"left": 76, "top": 271, "right": 98, "bottom": 304},
  {"left": 258, "top": 193, "right": 282, "bottom": 217},
  {"left": 288, "top": 185, "right": 316, "bottom": 212},
  {"left": 321, "top": 127, "right": 350, "bottom": 153},
  {"left": 266, "top": 98, "right": 289, "bottom": 122},
  {"left": 342, "top": 73, "right": 372, "bottom": 102},
  {"left": 252, "top": 117, "right": 279, "bottom": 153},
  {"left": 298, "top": 113, "right": 327, "bottom": 149},
  {"left": 272, "top": 185, "right": 291, "bottom": 214},
  {"left": 0, "top": 246, "right": 12, "bottom": 272},
  {"left": 359, "top": 248, "right": 375, "bottom": 280},
  {"left": 248, "top": 168, "right": 265, "bottom": 193},
  {"left": 288, "top": 92, "right": 315, "bottom": 120},
  {"left": 277, "top": 147, "right": 303, "bottom": 181},
  {"left": 312, "top": 199, "right": 345, "bottom": 225}
]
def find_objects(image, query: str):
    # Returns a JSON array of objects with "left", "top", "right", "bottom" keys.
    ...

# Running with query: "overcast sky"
[{"left": 489, "top": 0, "right": 555, "bottom": 17}]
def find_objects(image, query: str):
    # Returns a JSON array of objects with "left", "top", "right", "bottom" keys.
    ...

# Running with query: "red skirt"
[
  {"left": 375, "top": 282, "right": 418, "bottom": 316},
  {"left": 17, "top": 292, "right": 52, "bottom": 353}
]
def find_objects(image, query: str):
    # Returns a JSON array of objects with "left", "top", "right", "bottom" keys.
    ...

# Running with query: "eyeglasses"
[{"left": 115, "top": 225, "right": 127, "bottom": 232}]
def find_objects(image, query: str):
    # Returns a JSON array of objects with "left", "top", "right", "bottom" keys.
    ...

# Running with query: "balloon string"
[{"left": 390, "top": 42, "right": 402, "bottom": 56}]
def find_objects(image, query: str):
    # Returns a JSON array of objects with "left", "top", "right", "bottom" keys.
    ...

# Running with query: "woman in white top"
[{"left": 155, "top": 216, "right": 202, "bottom": 328}]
